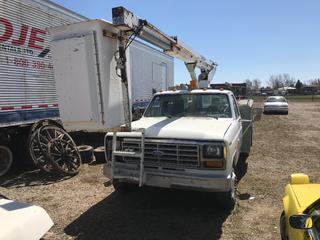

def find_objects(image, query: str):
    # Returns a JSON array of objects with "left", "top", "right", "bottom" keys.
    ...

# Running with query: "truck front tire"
[
  {"left": 280, "top": 211, "right": 288, "bottom": 240},
  {"left": 219, "top": 170, "right": 236, "bottom": 210},
  {"left": 113, "top": 181, "right": 137, "bottom": 193}
]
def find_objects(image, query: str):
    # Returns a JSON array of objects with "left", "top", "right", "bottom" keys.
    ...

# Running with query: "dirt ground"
[{"left": 1, "top": 101, "right": 319, "bottom": 240}]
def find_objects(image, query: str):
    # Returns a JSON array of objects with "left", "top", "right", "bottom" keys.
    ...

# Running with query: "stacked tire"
[
  {"left": 94, "top": 146, "right": 106, "bottom": 164},
  {"left": 77, "top": 145, "right": 94, "bottom": 163}
]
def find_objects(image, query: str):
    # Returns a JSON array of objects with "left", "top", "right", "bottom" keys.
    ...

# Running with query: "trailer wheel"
[
  {"left": 37, "top": 125, "right": 81, "bottom": 175},
  {"left": 0, "top": 145, "right": 13, "bottom": 177}
]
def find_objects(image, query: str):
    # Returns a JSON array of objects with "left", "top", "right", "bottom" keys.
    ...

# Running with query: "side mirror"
[{"left": 289, "top": 214, "right": 313, "bottom": 229}]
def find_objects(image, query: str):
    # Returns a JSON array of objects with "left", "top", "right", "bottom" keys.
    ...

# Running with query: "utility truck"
[
  {"left": 102, "top": 7, "right": 254, "bottom": 208},
  {"left": 105, "top": 89, "right": 253, "bottom": 207},
  {"left": 49, "top": 7, "right": 253, "bottom": 208}
]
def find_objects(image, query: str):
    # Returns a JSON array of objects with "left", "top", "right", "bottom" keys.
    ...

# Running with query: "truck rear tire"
[{"left": 0, "top": 145, "right": 13, "bottom": 177}]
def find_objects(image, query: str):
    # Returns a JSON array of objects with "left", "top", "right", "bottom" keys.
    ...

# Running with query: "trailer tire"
[{"left": 0, "top": 145, "right": 13, "bottom": 177}]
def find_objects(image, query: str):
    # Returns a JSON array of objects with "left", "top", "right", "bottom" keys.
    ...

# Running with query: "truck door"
[{"left": 231, "top": 95, "right": 243, "bottom": 164}]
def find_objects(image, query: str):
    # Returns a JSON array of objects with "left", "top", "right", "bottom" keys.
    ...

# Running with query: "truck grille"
[{"left": 120, "top": 139, "right": 200, "bottom": 168}]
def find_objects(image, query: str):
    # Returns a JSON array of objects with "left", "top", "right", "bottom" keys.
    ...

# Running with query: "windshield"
[
  {"left": 144, "top": 93, "right": 232, "bottom": 118},
  {"left": 267, "top": 97, "right": 287, "bottom": 102}
]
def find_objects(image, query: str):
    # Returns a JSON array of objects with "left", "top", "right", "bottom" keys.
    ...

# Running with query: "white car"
[{"left": 263, "top": 96, "right": 288, "bottom": 114}]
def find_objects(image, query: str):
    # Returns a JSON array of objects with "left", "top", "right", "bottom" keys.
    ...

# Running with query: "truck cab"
[{"left": 104, "top": 89, "right": 252, "bottom": 208}]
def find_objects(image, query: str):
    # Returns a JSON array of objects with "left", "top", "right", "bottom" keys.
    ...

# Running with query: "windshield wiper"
[
  {"left": 210, "top": 116, "right": 218, "bottom": 120},
  {"left": 164, "top": 113, "right": 184, "bottom": 118}
]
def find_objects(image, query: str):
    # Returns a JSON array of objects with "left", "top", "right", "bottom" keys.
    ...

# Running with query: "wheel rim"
[
  {"left": 48, "top": 139, "right": 81, "bottom": 174},
  {"left": 29, "top": 130, "right": 52, "bottom": 172},
  {"left": 30, "top": 119, "right": 64, "bottom": 135},
  {"left": 36, "top": 125, "right": 81, "bottom": 175},
  {"left": 0, "top": 146, "right": 13, "bottom": 176}
]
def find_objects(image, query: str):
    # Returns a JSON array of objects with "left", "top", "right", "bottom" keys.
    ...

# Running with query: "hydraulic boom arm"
[
  {"left": 111, "top": 6, "right": 217, "bottom": 129},
  {"left": 112, "top": 6, "right": 217, "bottom": 86}
]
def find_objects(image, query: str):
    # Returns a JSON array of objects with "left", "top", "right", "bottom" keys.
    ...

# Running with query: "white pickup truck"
[{"left": 104, "top": 89, "right": 253, "bottom": 208}]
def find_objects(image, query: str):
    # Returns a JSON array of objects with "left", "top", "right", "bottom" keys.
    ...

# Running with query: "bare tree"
[
  {"left": 309, "top": 78, "right": 320, "bottom": 87},
  {"left": 252, "top": 78, "right": 261, "bottom": 90},
  {"left": 268, "top": 75, "right": 283, "bottom": 89},
  {"left": 268, "top": 74, "right": 296, "bottom": 89},
  {"left": 245, "top": 79, "right": 253, "bottom": 89},
  {"left": 282, "top": 73, "right": 295, "bottom": 87}
]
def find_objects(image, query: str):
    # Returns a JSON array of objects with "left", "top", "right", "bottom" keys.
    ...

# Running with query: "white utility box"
[{"left": 49, "top": 19, "right": 173, "bottom": 131}]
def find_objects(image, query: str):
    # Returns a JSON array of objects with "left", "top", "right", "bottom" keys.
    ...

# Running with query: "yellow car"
[{"left": 280, "top": 173, "right": 320, "bottom": 240}]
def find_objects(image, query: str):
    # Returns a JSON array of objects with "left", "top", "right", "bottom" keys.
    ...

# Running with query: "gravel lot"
[{"left": 1, "top": 101, "right": 319, "bottom": 240}]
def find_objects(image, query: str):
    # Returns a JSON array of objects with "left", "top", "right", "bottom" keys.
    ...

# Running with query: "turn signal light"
[{"left": 204, "top": 161, "right": 223, "bottom": 168}]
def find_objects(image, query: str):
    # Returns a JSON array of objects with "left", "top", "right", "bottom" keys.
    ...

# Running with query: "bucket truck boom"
[
  {"left": 112, "top": 7, "right": 217, "bottom": 84},
  {"left": 111, "top": 6, "right": 217, "bottom": 128}
]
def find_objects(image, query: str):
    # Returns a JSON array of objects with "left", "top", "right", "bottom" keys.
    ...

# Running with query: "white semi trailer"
[{"left": 0, "top": 0, "right": 87, "bottom": 176}]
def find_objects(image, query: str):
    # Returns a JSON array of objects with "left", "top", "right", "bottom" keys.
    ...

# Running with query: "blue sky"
[{"left": 53, "top": 0, "right": 320, "bottom": 86}]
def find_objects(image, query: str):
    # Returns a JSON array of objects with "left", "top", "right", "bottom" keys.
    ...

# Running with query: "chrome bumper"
[{"left": 103, "top": 163, "right": 233, "bottom": 192}]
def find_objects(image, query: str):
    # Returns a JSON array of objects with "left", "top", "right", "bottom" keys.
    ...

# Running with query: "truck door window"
[{"left": 231, "top": 96, "right": 240, "bottom": 119}]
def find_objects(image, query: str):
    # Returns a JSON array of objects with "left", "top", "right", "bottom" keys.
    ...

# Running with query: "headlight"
[{"left": 203, "top": 145, "right": 223, "bottom": 159}]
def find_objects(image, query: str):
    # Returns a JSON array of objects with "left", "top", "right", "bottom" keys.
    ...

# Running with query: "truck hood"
[
  {"left": 132, "top": 117, "right": 233, "bottom": 140},
  {"left": 0, "top": 198, "right": 53, "bottom": 240}
]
